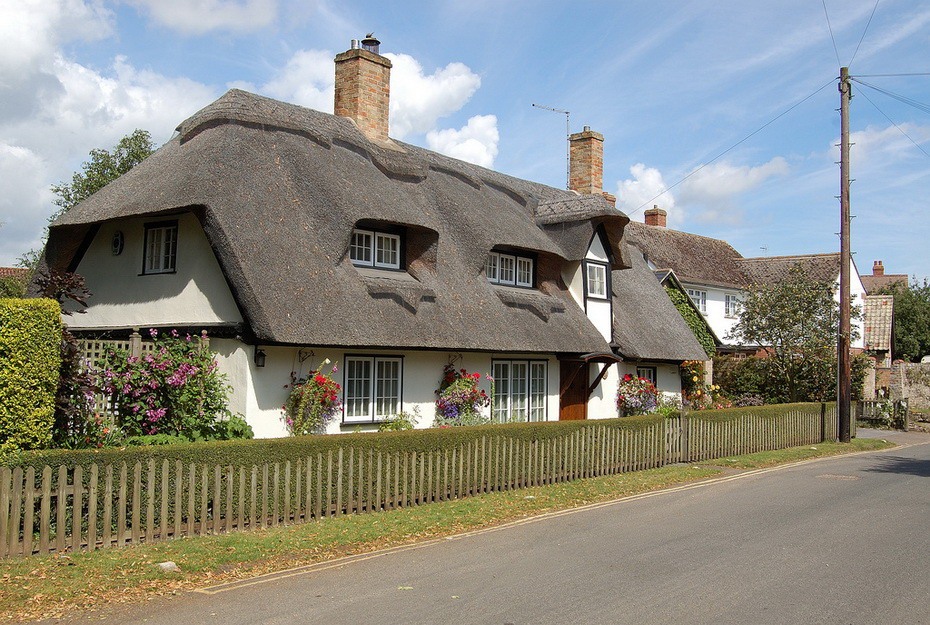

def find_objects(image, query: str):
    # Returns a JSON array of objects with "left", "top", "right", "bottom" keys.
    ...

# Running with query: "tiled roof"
[
  {"left": 738, "top": 253, "right": 840, "bottom": 287},
  {"left": 861, "top": 273, "right": 907, "bottom": 294},
  {"left": 0, "top": 267, "right": 28, "bottom": 280},
  {"left": 863, "top": 294, "right": 893, "bottom": 352}
]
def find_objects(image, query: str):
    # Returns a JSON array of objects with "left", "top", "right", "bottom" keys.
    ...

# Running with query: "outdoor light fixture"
[{"left": 254, "top": 347, "right": 266, "bottom": 368}]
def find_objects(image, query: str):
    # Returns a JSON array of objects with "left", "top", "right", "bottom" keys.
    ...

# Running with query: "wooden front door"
[{"left": 559, "top": 361, "right": 588, "bottom": 421}]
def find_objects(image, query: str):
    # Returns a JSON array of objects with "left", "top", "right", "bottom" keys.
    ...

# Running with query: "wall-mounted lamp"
[{"left": 254, "top": 347, "right": 267, "bottom": 368}]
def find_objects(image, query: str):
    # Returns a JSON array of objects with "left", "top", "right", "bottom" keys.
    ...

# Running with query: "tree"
[
  {"left": 49, "top": 129, "right": 156, "bottom": 219},
  {"left": 880, "top": 278, "right": 930, "bottom": 362},
  {"left": 19, "top": 130, "right": 157, "bottom": 270},
  {"left": 727, "top": 265, "right": 855, "bottom": 403}
]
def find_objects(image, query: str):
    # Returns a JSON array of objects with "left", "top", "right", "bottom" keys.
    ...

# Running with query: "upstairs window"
[
  {"left": 725, "top": 294, "right": 739, "bottom": 318},
  {"left": 350, "top": 229, "right": 401, "bottom": 269},
  {"left": 487, "top": 251, "right": 534, "bottom": 288},
  {"left": 585, "top": 261, "right": 609, "bottom": 299},
  {"left": 143, "top": 221, "right": 178, "bottom": 274},
  {"left": 687, "top": 289, "right": 707, "bottom": 314}
]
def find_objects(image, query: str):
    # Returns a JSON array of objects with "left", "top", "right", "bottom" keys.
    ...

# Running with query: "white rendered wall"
[
  {"left": 219, "top": 343, "right": 562, "bottom": 438},
  {"left": 71, "top": 213, "right": 242, "bottom": 329},
  {"left": 584, "top": 235, "right": 613, "bottom": 342},
  {"left": 837, "top": 262, "right": 867, "bottom": 350},
  {"left": 680, "top": 282, "right": 740, "bottom": 346}
]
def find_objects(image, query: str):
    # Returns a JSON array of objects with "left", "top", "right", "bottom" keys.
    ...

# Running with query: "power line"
[
  {"left": 849, "top": 0, "right": 881, "bottom": 67},
  {"left": 853, "top": 83, "right": 930, "bottom": 159},
  {"left": 852, "top": 78, "right": 930, "bottom": 114},
  {"left": 854, "top": 72, "right": 930, "bottom": 77},
  {"left": 629, "top": 78, "right": 837, "bottom": 216},
  {"left": 822, "top": 0, "right": 842, "bottom": 67}
]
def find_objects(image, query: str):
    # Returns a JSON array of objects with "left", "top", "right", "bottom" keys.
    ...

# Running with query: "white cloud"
[
  {"left": 836, "top": 124, "right": 930, "bottom": 167},
  {"left": 0, "top": 0, "right": 112, "bottom": 81},
  {"left": 426, "top": 115, "right": 499, "bottom": 168},
  {"left": 678, "top": 157, "right": 789, "bottom": 224},
  {"left": 125, "top": 0, "right": 278, "bottom": 35},
  {"left": 615, "top": 163, "right": 678, "bottom": 224},
  {"left": 385, "top": 53, "right": 481, "bottom": 140},
  {"left": 235, "top": 49, "right": 335, "bottom": 113}
]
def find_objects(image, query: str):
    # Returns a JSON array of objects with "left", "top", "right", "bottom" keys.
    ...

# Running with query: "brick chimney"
[
  {"left": 644, "top": 205, "right": 667, "bottom": 228},
  {"left": 872, "top": 260, "right": 884, "bottom": 276},
  {"left": 334, "top": 35, "right": 392, "bottom": 143},
  {"left": 569, "top": 127, "right": 604, "bottom": 195}
]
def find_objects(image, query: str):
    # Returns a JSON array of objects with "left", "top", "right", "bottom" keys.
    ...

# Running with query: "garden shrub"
[
  {"left": 0, "top": 298, "right": 61, "bottom": 450},
  {"left": 95, "top": 329, "right": 242, "bottom": 440}
]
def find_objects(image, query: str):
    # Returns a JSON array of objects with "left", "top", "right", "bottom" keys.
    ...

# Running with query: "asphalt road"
[{"left": 56, "top": 431, "right": 930, "bottom": 625}]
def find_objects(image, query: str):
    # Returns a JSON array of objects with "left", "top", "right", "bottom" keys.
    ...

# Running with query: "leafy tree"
[
  {"left": 49, "top": 129, "right": 156, "bottom": 219},
  {"left": 727, "top": 264, "right": 857, "bottom": 403},
  {"left": 19, "top": 130, "right": 156, "bottom": 270},
  {"left": 879, "top": 278, "right": 930, "bottom": 362}
]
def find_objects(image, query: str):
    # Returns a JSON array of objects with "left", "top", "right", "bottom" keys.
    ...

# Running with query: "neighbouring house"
[
  {"left": 625, "top": 210, "right": 867, "bottom": 354},
  {"left": 863, "top": 294, "right": 894, "bottom": 394},
  {"left": 860, "top": 260, "right": 907, "bottom": 295},
  {"left": 40, "top": 38, "right": 705, "bottom": 437}
]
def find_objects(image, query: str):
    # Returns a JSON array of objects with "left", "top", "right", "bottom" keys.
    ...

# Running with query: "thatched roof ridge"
[{"left": 49, "top": 89, "right": 651, "bottom": 354}]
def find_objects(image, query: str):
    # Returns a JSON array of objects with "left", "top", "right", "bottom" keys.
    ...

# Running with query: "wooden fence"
[{"left": 1, "top": 405, "right": 843, "bottom": 559}]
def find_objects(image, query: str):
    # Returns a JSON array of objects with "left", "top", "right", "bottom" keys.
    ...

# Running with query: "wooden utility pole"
[{"left": 838, "top": 67, "right": 852, "bottom": 443}]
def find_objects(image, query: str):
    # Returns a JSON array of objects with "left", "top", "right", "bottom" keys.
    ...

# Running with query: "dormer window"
[
  {"left": 351, "top": 228, "right": 401, "bottom": 269},
  {"left": 487, "top": 251, "right": 534, "bottom": 288},
  {"left": 143, "top": 220, "right": 178, "bottom": 275},
  {"left": 585, "top": 261, "right": 609, "bottom": 299}
]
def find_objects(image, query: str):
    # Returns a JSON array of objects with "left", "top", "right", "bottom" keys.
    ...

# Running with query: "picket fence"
[{"left": 1, "top": 405, "right": 843, "bottom": 559}]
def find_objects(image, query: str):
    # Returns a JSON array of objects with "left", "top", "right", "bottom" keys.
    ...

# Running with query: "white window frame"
[
  {"left": 487, "top": 252, "right": 534, "bottom": 288},
  {"left": 350, "top": 228, "right": 401, "bottom": 270},
  {"left": 492, "top": 359, "right": 547, "bottom": 422},
  {"left": 725, "top": 294, "right": 739, "bottom": 318},
  {"left": 343, "top": 355, "right": 403, "bottom": 423},
  {"left": 143, "top": 221, "right": 178, "bottom": 275},
  {"left": 636, "top": 366, "right": 657, "bottom": 384},
  {"left": 687, "top": 288, "right": 707, "bottom": 314},
  {"left": 585, "top": 261, "right": 609, "bottom": 299}
]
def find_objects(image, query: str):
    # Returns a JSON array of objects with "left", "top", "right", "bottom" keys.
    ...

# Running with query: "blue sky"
[{"left": 2, "top": 0, "right": 928, "bottom": 280}]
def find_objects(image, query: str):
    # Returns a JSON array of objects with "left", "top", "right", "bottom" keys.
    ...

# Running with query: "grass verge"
[{"left": 0, "top": 437, "right": 894, "bottom": 622}]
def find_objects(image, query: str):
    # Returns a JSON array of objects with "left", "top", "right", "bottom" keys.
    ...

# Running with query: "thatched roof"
[
  {"left": 611, "top": 244, "right": 708, "bottom": 362},
  {"left": 623, "top": 222, "right": 746, "bottom": 288},
  {"left": 738, "top": 253, "right": 840, "bottom": 287},
  {"left": 46, "top": 89, "right": 672, "bottom": 356}
]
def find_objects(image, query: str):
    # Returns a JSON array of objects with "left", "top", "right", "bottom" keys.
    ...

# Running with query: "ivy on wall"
[{"left": 666, "top": 286, "right": 716, "bottom": 358}]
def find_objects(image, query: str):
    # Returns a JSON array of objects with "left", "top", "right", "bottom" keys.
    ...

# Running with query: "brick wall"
[
  {"left": 568, "top": 128, "right": 604, "bottom": 194},
  {"left": 334, "top": 48, "right": 392, "bottom": 143}
]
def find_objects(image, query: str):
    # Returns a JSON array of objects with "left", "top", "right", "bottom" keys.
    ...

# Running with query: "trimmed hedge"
[
  {"left": 3, "top": 415, "right": 666, "bottom": 472},
  {"left": 0, "top": 298, "right": 61, "bottom": 450}
]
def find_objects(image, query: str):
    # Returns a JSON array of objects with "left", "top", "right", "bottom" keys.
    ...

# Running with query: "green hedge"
[
  {"left": 666, "top": 286, "right": 716, "bottom": 357},
  {"left": 0, "top": 298, "right": 61, "bottom": 450},
  {"left": 3, "top": 415, "right": 667, "bottom": 472}
]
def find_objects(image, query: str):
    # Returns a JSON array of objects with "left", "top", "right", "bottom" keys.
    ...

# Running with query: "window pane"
[
  {"left": 636, "top": 367, "right": 656, "bottom": 384},
  {"left": 586, "top": 263, "right": 607, "bottom": 298},
  {"left": 375, "top": 359, "right": 400, "bottom": 419},
  {"left": 499, "top": 255, "right": 515, "bottom": 285},
  {"left": 485, "top": 253, "right": 499, "bottom": 283},
  {"left": 529, "top": 362, "right": 546, "bottom": 421},
  {"left": 350, "top": 230, "right": 373, "bottom": 265},
  {"left": 516, "top": 257, "right": 533, "bottom": 287},
  {"left": 375, "top": 233, "right": 399, "bottom": 268},
  {"left": 145, "top": 225, "right": 177, "bottom": 273},
  {"left": 146, "top": 228, "right": 162, "bottom": 271},
  {"left": 492, "top": 361, "right": 509, "bottom": 422},
  {"left": 510, "top": 362, "right": 528, "bottom": 422},
  {"left": 345, "top": 358, "right": 372, "bottom": 420}
]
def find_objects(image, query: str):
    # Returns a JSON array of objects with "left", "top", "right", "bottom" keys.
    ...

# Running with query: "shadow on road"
[{"left": 862, "top": 455, "right": 930, "bottom": 477}]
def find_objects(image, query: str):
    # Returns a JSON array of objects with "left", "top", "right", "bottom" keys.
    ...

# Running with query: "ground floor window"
[
  {"left": 491, "top": 360, "right": 547, "bottom": 422},
  {"left": 343, "top": 355, "right": 403, "bottom": 423},
  {"left": 636, "top": 366, "right": 657, "bottom": 385}
]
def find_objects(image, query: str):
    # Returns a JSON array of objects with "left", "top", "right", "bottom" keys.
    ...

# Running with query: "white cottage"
[{"left": 42, "top": 39, "right": 706, "bottom": 437}]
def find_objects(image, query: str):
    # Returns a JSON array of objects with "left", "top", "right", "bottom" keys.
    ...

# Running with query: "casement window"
[
  {"left": 491, "top": 360, "right": 547, "bottom": 422},
  {"left": 343, "top": 356, "right": 403, "bottom": 423},
  {"left": 725, "top": 294, "right": 739, "bottom": 318},
  {"left": 350, "top": 229, "right": 401, "bottom": 269},
  {"left": 585, "top": 261, "right": 609, "bottom": 299},
  {"left": 687, "top": 289, "right": 707, "bottom": 314},
  {"left": 486, "top": 252, "right": 534, "bottom": 288},
  {"left": 143, "top": 221, "right": 178, "bottom": 274},
  {"left": 636, "top": 366, "right": 657, "bottom": 384}
]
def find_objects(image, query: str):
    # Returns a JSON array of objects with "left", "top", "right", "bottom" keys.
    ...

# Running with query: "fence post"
[
  {"left": 129, "top": 329, "right": 142, "bottom": 359},
  {"left": 820, "top": 403, "right": 827, "bottom": 443}
]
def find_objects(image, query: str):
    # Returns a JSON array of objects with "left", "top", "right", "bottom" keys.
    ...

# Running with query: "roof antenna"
[
  {"left": 760, "top": 245, "right": 768, "bottom": 254},
  {"left": 532, "top": 103, "right": 570, "bottom": 190}
]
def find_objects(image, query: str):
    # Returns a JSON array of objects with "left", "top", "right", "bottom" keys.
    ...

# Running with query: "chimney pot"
[
  {"left": 873, "top": 260, "right": 885, "bottom": 276},
  {"left": 644, "top": 205, "right": 667, "bottom": 228}
]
